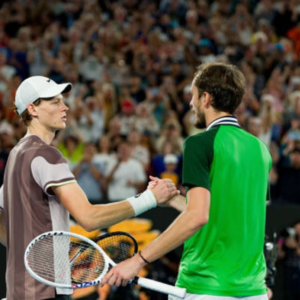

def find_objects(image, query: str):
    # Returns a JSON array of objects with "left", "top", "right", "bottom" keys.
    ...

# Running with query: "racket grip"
[{"left": 135, "top": 277, "right": 186, "bottom": 298}]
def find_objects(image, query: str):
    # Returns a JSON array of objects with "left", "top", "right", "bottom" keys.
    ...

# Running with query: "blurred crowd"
[
  {"left": 1, "top": 0, "right": 300, "bottom": 208},
  {"left": 1, "top": 1, "right": 300, "bottom": 299}
]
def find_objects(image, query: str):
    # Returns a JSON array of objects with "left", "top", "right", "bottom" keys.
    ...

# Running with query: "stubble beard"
[{"left": 194, "top": 110, "right": 206, "bottom": 129}]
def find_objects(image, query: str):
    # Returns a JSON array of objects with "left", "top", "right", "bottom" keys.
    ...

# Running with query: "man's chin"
[
  {"left": 53, "top": 123, "right": 67, "bottom": 131},
  {"left": 194, "top": 122, "right": 206, "bottom": 129}
]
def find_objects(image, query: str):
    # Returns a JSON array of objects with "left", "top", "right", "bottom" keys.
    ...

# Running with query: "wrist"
[
  {"left": 127, "top": 190, "right": 157, "bottom": 216},
  {"left": 138, "top": 250, "right": 150, "bottom": 265},
  {"left": 132, "top": 250, "right": 147, "bottom": 270}
]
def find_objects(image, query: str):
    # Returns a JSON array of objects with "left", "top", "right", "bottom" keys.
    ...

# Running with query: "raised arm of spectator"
[{"left": 105, "top": 160, "right": 121, "bottom": 184}]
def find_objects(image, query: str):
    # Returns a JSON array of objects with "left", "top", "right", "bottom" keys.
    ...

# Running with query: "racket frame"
[
  {"left": 95, "top": 231, "right": 138, "bottom": 250},
  {"left": 24, "top": 230, "right": 186, "bottom": 298},
  {"left": 24, "top": 231, "right": 109, "bottom": 289}
]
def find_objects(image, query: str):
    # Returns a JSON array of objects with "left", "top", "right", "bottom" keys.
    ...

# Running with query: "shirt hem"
[{"left": 176, "top": 285, "right": 267, "bottom": 297}]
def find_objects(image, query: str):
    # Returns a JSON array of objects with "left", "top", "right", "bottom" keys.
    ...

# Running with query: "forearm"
[
  {"left": 86, "top": 201, "right": 135, "bottom": 230},
  {"left": 168, "top": 194, "right": 186, "bottom": 212},
  {"left": 140, "top": 209, "right": 204, "bottom": 263},
  {"left": 55, "top": 179, "right": 178, "bottom": 232},
  {"left": 141, "top": 188, "right": 210, "bottom": 263},
  {"left": 55, "top": 182, "right": 164, "bottom": 231},
  {"left": 55, "top": 183, "right": 135, "bottom": 231},
  {"left": 0, "top": 210, "right": 6, "bottom": 246}
]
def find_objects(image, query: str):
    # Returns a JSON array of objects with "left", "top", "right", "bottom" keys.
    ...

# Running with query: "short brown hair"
[
  {"left": 16, "top": 98, "right": 42, "bottom": 126},
  {"left": 193, "top": 62, "right": 246, "bottom": 114}
]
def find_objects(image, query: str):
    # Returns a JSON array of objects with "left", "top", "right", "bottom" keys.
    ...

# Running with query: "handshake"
[
  {"left": 127, "top": 176, "right": 181, "bottom": 216},
  {"left": 147, "top": 175, "right": 179, "bottom": 205}
]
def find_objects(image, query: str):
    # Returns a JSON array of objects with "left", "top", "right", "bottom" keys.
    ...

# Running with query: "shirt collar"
[{"left": 206, "top": 116, "right": 241, "bottom": 131}]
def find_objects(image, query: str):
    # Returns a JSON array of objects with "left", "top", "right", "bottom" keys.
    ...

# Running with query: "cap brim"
[{"left": 39, "top": 83, "right": 72, "bottom": 99}]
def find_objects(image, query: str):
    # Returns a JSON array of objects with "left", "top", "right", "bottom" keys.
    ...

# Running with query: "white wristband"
[{"left": 127, "top": 190, "right": 157, "bottom": 216}]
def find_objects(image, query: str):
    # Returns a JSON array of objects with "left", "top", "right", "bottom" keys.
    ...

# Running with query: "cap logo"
[{"left": 47, "top": 78, "right": 51, "bottom": 82}]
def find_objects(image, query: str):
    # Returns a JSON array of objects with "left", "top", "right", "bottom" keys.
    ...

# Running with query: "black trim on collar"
[{"left": 206, "top": 116, "right": 240, "bottom": 131}]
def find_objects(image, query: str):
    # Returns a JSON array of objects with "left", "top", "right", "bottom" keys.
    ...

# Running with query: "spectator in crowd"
[
  {"left": 134, "top": 102, "right": 160, "bottom": 137},
  {"left": 283, "top": 90, "right": 300, "bottom": 132},
  {"left": 0, "top": 49, "right": 16, "bottom": 93},
  {"left": 127, "top": 129, "right": 151, "bottom": 172},
  {"left": 146, "top": 87, "right": 169, "bottom": 128},
  {"left": 71, "top": 101, "right": 95, "bottom": 143},
  {"left": 0, "top": 122, "right": 15, "bottom": 152},
  {"left": 160, "top": 154, "right": 179, "bottom": 187},
  {"left": 155, "top": 121, "right": 184, "bottom": 155},
  {"left": 106, "top": 117, "right": 123, "bottom": 152},
  {"left": 73, "top": 141, "right": 105, "bottom": 204},
  {"left": 275, "top": 146, "right": 300, "bottom": 204},
  {"left": 129, "top": 74, "right": 146, "bottom": 104},
  {"left": 94, "top": 134, "right": 115, "bottom": 174},
  {"left": 116, "top": 99, "right": 137, "bottom": 137},
  {"left": 56, "top": 133, "right": 84, "bottom": 171},
  {"left": 84, "top": 95, "right": 105, "bottom": 143},
  {"left": 105, "top": 140, "right": 146, "bottom": 202},
  {"left": 152, "top": 140, "right": 182, "bottom": 178}
]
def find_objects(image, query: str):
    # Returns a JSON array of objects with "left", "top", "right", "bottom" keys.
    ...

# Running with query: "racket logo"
[
  {"left": 37, "top": 231, "right": 64, "bottom": 242},
  {"left": 72, "top": 280, "right": 100, "bottom": 288}
]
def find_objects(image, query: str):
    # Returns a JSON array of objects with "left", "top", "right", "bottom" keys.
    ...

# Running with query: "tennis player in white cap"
[{"left": 0, "top": 76, "right": 178, "bottom": 300}]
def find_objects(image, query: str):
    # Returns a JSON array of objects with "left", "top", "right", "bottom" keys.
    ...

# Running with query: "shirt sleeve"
[
  {"left": 31, "top": 156, "right": 76, "bottom": 196},
  {"left": 182, "top": 133, "right": 214, "bottom": 191}
]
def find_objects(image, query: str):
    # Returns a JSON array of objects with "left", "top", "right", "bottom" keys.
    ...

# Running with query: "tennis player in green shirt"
[{"left": 102, "top": 62, "right": 272, "bottom": 300}]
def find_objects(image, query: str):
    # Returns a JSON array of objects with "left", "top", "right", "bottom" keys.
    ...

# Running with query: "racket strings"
[
  {"left": 97, "top": 234, "right": 137, "bottom": 264},
  {"left": 70, "top": 244, "right": 105, "bottom": 284},
  {"left": 27, "top": 235, "right": 106, "bottom": 285}
]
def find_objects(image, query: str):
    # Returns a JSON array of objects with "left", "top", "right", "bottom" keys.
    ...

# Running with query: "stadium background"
[{"left": 1, "top": 0, "right": 300, "bottom": 299}]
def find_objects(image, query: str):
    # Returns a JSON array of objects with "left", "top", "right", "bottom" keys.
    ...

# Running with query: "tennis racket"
[
  {"left": 24, "top": 231, "right": 186, "bottom": 298},
  {"left": 70, "top": 231, "right": 138, "bottom": 266}
]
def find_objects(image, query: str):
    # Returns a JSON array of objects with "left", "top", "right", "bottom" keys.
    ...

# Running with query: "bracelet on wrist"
[{"left": 138, "top": 250, "right": 150, "bottom": 264}]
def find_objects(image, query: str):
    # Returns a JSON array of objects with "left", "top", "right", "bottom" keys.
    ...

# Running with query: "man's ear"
[
  {"left": 202, "top": 92, "right": 212, "bottom": 109},
  {"left": 27, "top": 103, "right": 38, "bottom": 117}
]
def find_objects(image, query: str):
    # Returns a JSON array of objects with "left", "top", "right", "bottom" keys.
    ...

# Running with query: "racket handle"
[{"left": 135, "top": 277, "right": 186, "bottom": 298}]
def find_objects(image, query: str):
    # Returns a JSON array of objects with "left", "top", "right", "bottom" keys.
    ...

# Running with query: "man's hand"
[
  {"left": 147, "top": 175, "right": 159, "bottom": 190},
  {"left": 100, "top": 253, "right": 145, "bottom": 288},
  {"left": 149, "top": 176, "right": 179, "bottom": 205},
  {"left": 267, "top": 287, "right": 273, "bottom": 299}
]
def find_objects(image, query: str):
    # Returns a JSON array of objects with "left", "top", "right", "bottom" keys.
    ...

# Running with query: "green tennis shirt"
[{"left": 176, "top": 116, "right": 272, "bottom": 296}]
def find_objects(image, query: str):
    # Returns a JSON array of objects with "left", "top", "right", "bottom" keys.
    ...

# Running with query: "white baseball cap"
[
  {"left": 15, "top": 76, "right": 72, "bottom": 114},
  {"left": 164, "top": 154, "right": 178, "bottom": 164}
]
